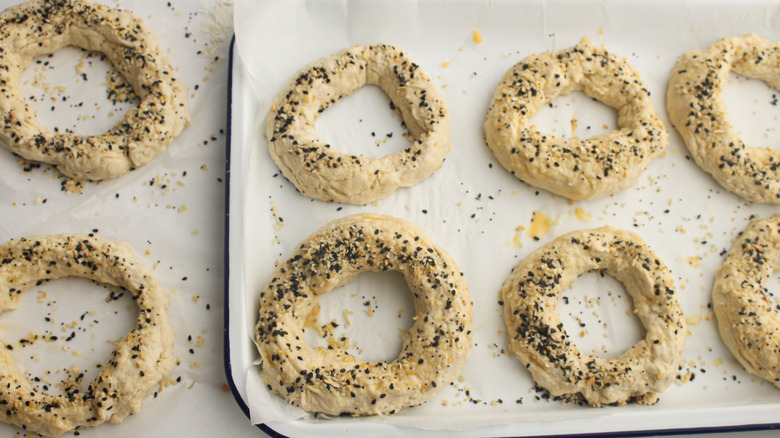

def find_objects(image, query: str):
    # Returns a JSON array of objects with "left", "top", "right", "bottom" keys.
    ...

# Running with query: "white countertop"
[
  {"left": 0, "top": 0, "right": 777, "bottom": 437},
  {"left": 0, "top": 0, "right": 256, "bottom": 436}
]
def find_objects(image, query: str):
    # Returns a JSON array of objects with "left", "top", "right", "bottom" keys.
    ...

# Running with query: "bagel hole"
[
  {"left": 766, "top": 271, "right": 780, "bottom": 311},
  {"left": 19, "top": 46, "right": 139, "bottom": 136},
  {"left": 531, "top": 90, "right": 617, "bottom": 139},
  {"left": 723, "top": 73, "right": 780, "bottom": 151},
  {"left": 558, "top": 270, "right": 645, "bottom": 360},
  {"left": 315, "top": 84, "right": 412, "bottom": 158},
  {"left": 0, "top": 277, "right": 137, "bottom": 396},
  {"left": 302, "top": 271, "right": 415, "bottom": 363}
]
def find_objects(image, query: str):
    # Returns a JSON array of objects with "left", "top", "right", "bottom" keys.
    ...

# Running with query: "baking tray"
[{"left": 224, "top": 1, "right": 780, "bottom": 435}]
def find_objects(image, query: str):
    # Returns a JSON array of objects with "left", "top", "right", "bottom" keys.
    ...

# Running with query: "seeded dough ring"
[
  {"left": 713, "top": 216, "right": 780, "bottom": 388},
  {"left": 500, "top": 227, "right": 686, "bottom": 406},
  {"left": 0, "top": 234, "right": 175, "bottom": 437},
  {"left": 265, "top": 44, "right": 450, "bottom": 205},
  {"left": 667, "top": 34, "right": 780, "bottom": 204},
  {"left": 254, "top": 214, "right": 472, "bottom": 415},
  {"left": 0, "top": 0, "right": 190, "bottom": 181},
  {"left": 484, "top": 41, "right": 668, "bottom": 200}
]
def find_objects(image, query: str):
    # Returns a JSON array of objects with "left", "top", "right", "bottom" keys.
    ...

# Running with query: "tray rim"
[
  {"left": 221, "top": 30, "right": 780, "bottom": 438},
  {"left": 223, "top": 35, "right": 285, "bottom": 438}
]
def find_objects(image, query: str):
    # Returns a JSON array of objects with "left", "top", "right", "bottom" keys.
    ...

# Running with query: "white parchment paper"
[{"left": 231, "top": 0, "right": 780, "bottom": 435}]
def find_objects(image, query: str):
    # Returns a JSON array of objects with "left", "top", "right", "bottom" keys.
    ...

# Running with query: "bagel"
[
  {"left": 0, "top": 0, "right": 190, "bottom": 181},
  {"left": 667, "top": 34, "right": 780, "bottom": 204},
  {"left": 500, "top": 226, "right": 686, "bottom": 406},
  {"left": 713, "top": 215, "right": 780, "bottom": 387},
  {"left": 484, "top": 40, "right": 668, "bottom": 200},
  {"left": 0, "top": 234, "right": 175, "bottom": 437},
  {"left": 254, "top": 214, "right": 472, "bottom": 415},
  {"left": 265, "top": 44, "right": 450, "bottom": 205}
]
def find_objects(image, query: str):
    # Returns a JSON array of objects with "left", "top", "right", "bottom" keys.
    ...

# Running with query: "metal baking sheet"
[{"left": 224, "top": 1, "right": 780, "bottom": 436}]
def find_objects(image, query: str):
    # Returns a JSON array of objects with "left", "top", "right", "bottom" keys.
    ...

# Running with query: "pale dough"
[
  {"left": 254, "top": 214, "right": 472, "bottom": 416},
  {"left": 0, "top": 0, "right": 190, "bottom": 181},
  {"left": 266, "top": 44, "right": 450, "bottom": 205},
  {"left": 713, "top": 216, "right": 780, "bottom": 388},
  {"left": 485, "top": 40, "right": 667, "bottom": 200},
  {"left": 0, "top": 234, "right": 175, "bottom": 437},
  {"left": 667, "top": 34, "right": 780, "bottom": 204},
  {"left": 500, "top": 226, "right": 686, "bottom": 406}
]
